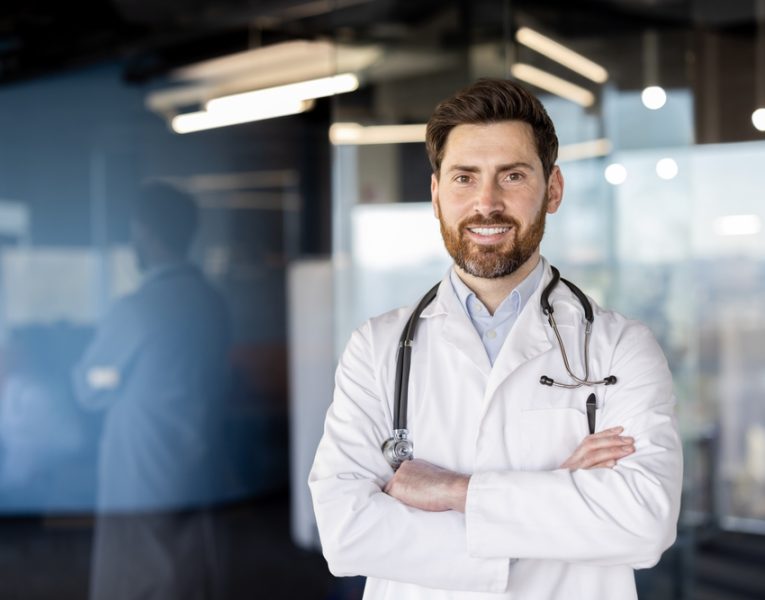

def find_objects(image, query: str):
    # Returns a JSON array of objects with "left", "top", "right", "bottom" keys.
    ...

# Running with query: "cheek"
[
  {"left": 440, "top": 205, "right": 466, "bottom": 229},
  {"left": 438, "top": 189, "right": 473, "bottom": 216}
]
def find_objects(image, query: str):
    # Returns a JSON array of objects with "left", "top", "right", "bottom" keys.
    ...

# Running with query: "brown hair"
[{"left": 425, "top": 78, "right": 559, "bottom": 179}]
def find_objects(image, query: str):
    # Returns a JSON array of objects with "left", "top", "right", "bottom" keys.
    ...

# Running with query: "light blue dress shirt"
[{"left": 449, "top": 259, "right": 544, "bottom": 365}]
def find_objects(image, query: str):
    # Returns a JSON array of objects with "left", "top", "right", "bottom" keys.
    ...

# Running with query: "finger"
[
  {"left": 564, "top": 435, "right": 623, "bottom": 467},
  {"left": 561, "top": 432, "right": 633, "bottom": 470},
  {"left": 580, "top": 434, "right": 634, "bottom": 452},
  {"left": 579, "top": 445, "right": 635, "bottom": 469},
  {"left": 589, "top": 426, "right": 624, "bottom": 438},
  {"left": 579, "top": 444, "right": 634, "bottom": 468},
  {"left": 587, "top": 459, "right": 617, "bottom": 469}
]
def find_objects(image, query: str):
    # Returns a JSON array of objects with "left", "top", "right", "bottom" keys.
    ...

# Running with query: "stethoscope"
[{"left": 382, "top": 266, "right": 618, "bottom": 469}]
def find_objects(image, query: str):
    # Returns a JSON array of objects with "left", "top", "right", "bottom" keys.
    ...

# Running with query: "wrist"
[{"left": 449, "top": 473, "right": 470, "bottom": 512}]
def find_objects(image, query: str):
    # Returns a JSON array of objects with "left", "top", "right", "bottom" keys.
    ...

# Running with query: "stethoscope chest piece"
[{"left": 381, "top": 429, "right": 413, "bottom": 470}]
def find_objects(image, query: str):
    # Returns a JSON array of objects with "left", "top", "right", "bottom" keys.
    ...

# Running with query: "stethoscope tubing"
[
  {"left": 384, "top": 266, "right": 616, "bottom": 468},
  {"left": 393, "top": 282, "right": 439, "bottom": 430}
]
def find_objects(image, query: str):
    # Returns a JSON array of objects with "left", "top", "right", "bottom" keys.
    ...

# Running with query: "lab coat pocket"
[{"left": 518, "top": 392, "right": 590, "bottom": 471}]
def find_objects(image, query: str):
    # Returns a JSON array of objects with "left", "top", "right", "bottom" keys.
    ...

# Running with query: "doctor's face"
[{"left": 431, "top": 120, "right": 563, "bottom": 279}]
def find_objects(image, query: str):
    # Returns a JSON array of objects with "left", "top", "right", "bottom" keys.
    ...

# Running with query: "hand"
[
  {"left": 561, "top": 426, "right": 635, "bottom": 470},
  {"left": 383, "top": 458, "right": 469, "bottom": 513}
]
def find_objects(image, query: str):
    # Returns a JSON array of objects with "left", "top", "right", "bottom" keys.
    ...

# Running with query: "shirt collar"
[{"left": 449, "top": 258, "right": 545, "bottom": 319}]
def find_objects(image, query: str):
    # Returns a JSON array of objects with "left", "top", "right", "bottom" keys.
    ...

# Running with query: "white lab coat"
[{"left": 309, "top": 258, "right": 682, "bottom": 600}]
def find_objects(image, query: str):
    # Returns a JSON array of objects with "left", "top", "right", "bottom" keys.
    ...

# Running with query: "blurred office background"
[{"left": 0, "top": 0, "right": 763, "bottom": 598}]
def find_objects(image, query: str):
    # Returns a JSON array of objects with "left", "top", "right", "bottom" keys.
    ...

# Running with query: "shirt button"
[{"left": 486, "top": 330, "right": 497, "bottom": 340}]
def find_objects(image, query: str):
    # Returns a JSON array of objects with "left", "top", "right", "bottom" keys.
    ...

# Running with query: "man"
[
  {"left": 309, "top": 79, "right": 682, "bottom": 599},
  {"left": 73, "top": 183, "right": 230, "bottom": 600}
]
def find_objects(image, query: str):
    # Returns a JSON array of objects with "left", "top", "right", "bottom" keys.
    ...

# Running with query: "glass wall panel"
[
  {"left": 329, "top": 1, "right": 765, "bottom": 598},
  {"left": 0, "top": 60, "right": 331, "bottom": 598}
]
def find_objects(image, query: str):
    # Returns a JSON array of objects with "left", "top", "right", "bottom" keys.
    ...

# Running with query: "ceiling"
[
  {"left": 1, "top": 0, "right": 762, "bottom": 142},
  {"left": 0, "top": 0, "right": 760, "bottom": 86}
]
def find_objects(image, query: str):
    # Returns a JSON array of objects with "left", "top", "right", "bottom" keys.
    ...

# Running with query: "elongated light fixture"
[
  {"left": 172, "top": 99, "right": 314, "bottom": 134},
  {"left": 172, "top": 72, "right": 358, "bottom": 134},
  {"left": 516, "top": 27, "right": 608, "bottom": 83},
  {"left": 557, "top": 138, "right": 612, "bottom": 162},
  {"left": 329, "top": 123, "right": 427, "bottom": 145},
  {"left": 206, "top": 73, "right": 359, "bottom": 113},
  {"left": 511, "top": 63, "right": 595, "bottom": 107}
]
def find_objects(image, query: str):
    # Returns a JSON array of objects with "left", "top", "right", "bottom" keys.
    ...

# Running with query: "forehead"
[{"left": 441, "top": 121, "right": 539, "bottom": 167}]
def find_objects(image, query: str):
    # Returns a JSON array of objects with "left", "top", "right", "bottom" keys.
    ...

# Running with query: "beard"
[{"left": 438, "top": 195, "right": 548, "bottom": 279}]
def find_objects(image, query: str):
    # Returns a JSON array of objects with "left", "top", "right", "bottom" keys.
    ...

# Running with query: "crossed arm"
[
  {"left": 310, "top": 322, "right": 681, "bottom": 589},
  {"left": 384, "top": 427, "right": 636, "bottom": 512}
]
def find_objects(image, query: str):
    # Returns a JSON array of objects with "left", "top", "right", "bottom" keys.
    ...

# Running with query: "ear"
[
  {"left": 546, "top": 166, "right": 564, "bottom": 214},
  {"left": 430, "top": 173, "right": 441, "bottom": 219}
]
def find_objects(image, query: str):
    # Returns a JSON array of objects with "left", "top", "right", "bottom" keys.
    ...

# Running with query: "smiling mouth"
[{"left": 467, "top": 226, "right": 510, "bottom": 236}]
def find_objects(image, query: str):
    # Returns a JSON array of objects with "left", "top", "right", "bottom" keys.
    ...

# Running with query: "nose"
[{"left": 474, "top": 181, "right": 503, "bottom": 217}]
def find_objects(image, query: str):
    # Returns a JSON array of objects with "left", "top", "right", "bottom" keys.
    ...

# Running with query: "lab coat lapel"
[
  {"left": 485, "top": 263, "right": 554, "bottom": 396},
  {"left": 424, "top": 274, "right": 492, "bottom": 377}
]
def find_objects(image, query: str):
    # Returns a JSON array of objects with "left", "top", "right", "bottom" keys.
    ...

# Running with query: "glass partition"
[{"left": 329, "top": 2, "right": 765, "bottom": 597}]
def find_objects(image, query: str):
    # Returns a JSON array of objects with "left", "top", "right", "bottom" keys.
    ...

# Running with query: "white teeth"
[{"left": 469, "top": 227, "right": 509, "bottom": 235}]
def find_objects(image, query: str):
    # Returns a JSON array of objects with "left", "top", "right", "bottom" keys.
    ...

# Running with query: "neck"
[{"left": 454, "top": 251, "right": 540, "bottom": 314}]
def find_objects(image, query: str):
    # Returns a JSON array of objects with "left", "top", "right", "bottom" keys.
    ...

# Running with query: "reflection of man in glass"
[{"left": 73, "top": 183, "right": 230, "bottom": 600}]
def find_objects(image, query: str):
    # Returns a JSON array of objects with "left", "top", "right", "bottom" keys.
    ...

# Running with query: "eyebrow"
[{"left": 446, "top": 162, "right": 536, "bottom": 173}]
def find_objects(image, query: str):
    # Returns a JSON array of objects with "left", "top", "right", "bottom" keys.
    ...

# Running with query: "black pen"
[{"left": 586, "top": 393, "right": 597, "bottom": 435}]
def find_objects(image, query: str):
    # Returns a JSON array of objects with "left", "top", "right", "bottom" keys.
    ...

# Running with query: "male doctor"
[{"left": 309, "top": 79, "right": 682, "bottom": 599}]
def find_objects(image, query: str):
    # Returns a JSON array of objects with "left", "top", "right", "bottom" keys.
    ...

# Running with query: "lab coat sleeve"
[
  {"left": 465, "top": 321, "right": 682, "bottom": 568},
  {"left": 309, "top": 322, "right": 510, "bottom": 592}
]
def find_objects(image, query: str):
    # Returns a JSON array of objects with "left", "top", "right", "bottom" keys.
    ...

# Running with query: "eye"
[
  {"left": 453, "top": 174, "right": 472, "bottom": 184},
  {"left": 504, "top": 172, "right": 523, "bottom": 182}
]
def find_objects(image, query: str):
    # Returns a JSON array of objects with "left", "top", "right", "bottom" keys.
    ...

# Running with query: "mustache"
[{"left": 459, "top": 215, "right": 519, "bottom": 231}]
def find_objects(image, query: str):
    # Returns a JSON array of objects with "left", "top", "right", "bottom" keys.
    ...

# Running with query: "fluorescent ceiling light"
[
  {"left": 172, "top": 99, "right": 314, "bottom": 134},
  {"left": 173, "top": 40, "right": 335, "bottom": 82},
  {"left": 511, "top": 63, "right": 595, "bottom": 107},
  {"left": 173, "top": 73, "right": 359, "bottom": 133},
  {"left": 557, "top": 138, "right": 612, "bottom": 162},
  {"left": 516, "top": 27, "right": 608, "bottom": 84},
  {"left": 147, "top": 41, "right": 380, "bottom": 115},
  {"left": 329, "top": 123, "right": 427, "bottom": 145},
  {"left": 173, "top": 40, "right": 380, "bottom": 86},
  {"left": 206, "top": 74, "right": 359, "bottom": 113},
  {"left": 714, "top": 214, "right": 763, "bottom": 236}
]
